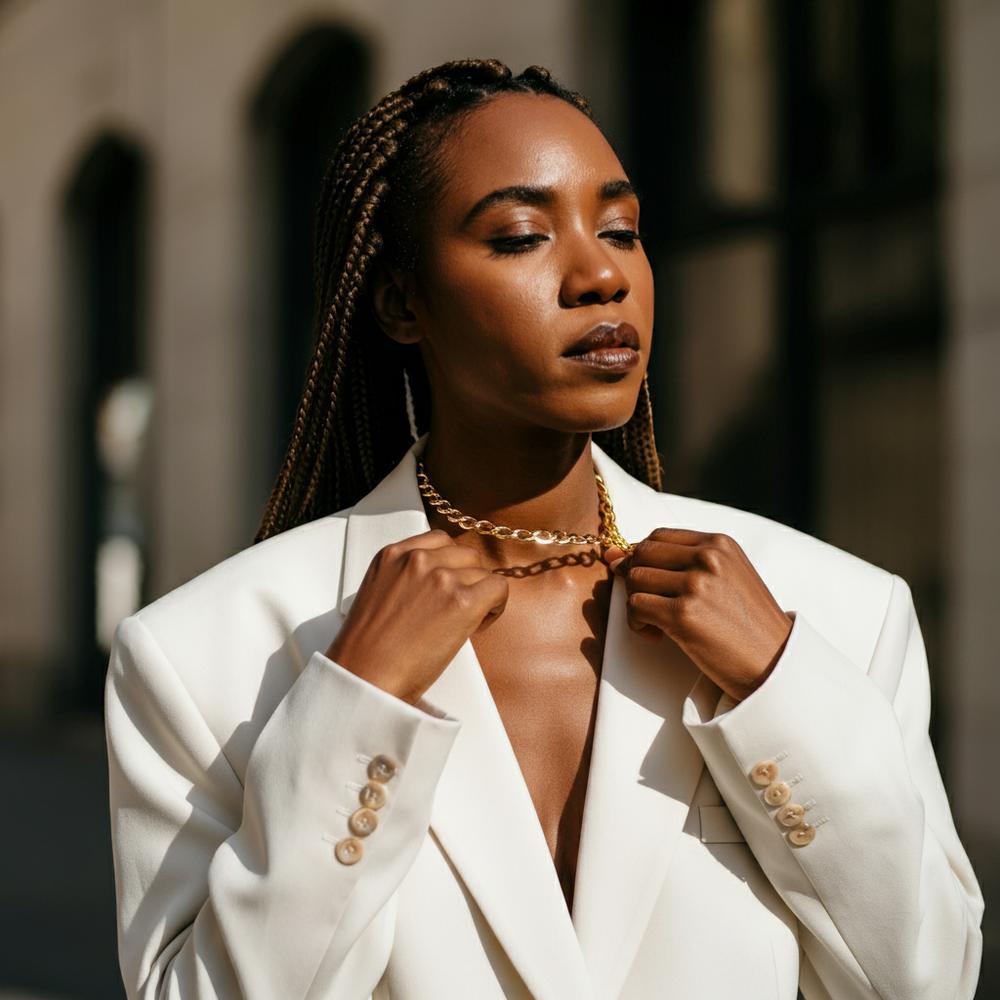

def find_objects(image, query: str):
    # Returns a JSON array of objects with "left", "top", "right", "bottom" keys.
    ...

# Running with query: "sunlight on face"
[{"left": 410, "top": 92, "right": 655, "bottom": 437}]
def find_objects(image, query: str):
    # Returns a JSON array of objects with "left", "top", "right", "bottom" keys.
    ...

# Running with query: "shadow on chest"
[{"left": 469, "top": 565, "right": 613, "bottom": 908}]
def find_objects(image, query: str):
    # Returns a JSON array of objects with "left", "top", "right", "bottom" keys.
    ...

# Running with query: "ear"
[{"left": 369, "top": 260, "right": 423, "bottom": 346}]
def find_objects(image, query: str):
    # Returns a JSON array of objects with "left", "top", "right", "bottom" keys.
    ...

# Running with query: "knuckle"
[
  {"left": 633, "top": 539, "right": 653, "bottom": 562},
  {"left": 697, "top": 545, "right": 724, "bottom": 574},
  {"left": 451, "top": 587, "right": 473, "bottom": 612},
  {"left": 407, "top": 547, "right": 432, "bottom": 572},
  {"left": 673, "top": 594, "right": 696, "bottom": 626}
]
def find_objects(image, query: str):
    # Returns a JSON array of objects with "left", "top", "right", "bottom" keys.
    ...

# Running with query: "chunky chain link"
[
  {"left": 596, "top": 473, "right": 634, "bottom": 553},
  {"left": 415, "top": 459, "right": 634, "bottom": 554}
]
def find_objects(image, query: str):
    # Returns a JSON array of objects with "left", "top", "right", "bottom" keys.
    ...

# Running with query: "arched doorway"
[
  {"left": 61, "top": 134, "right": 152, "bottom": 711},
  {"left": 247, "top": 25, "right": 372, "bottom": 498}
]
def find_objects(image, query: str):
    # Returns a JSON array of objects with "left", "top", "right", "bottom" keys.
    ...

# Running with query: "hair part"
[{"left": 254, "top": 57, "right": 664, "bottom": 544}]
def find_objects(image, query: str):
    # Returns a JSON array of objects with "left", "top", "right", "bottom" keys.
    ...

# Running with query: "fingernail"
[{"left": 608, "top": 557, "right": 625, "bottom": 573}]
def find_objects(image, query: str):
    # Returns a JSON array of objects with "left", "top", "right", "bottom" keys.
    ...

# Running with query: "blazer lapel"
[
  {"left": 421, "top": 629, "right": 596, "bottom": 1000},
  {"left": 571, "top": 446, "right": 717, "bottom": 1000},
  {"left": 336, "top": 435, "right": 714, "bottom": 1000},
  {"left": 337, "top": 434, "right": 594, "bottom": 1000}
]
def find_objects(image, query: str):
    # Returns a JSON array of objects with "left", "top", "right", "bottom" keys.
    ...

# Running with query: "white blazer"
[{"left": 105, "top": 433, "right": 984, "bottom": 1000}]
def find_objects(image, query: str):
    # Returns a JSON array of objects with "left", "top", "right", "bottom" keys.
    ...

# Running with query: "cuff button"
[
  {"left": 750, "top": 760, "right": 779, "bottom": 786},
  {"left": 763, "top": 780, "right": 792, "bottom": 807},
  {"left": 334, "top": 836, "right": 364, "bottom": 865},
  {"left": 776, "top": 802, "right": 806, "bottom": 827},
  {"left": 788, "top": 823, "right": 817, "bottom": 847},
  {"left": 368, "top": 754, "right": 398, "bottom": 783},
  {"left": 359, "top": 781, "right": 388, "bottom": 810},
  {"left": 348, "top": 807, "right": 380, "bottom": 837}
]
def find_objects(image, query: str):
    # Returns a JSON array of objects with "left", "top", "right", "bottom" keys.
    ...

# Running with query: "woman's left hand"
[{"left": 603, "top": 528, "right": 794, "bottom": 703}]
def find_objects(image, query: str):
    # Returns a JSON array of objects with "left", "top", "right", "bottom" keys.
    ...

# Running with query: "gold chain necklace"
[{"left": 415, "top": 458, "right": 634, "bottom": 554}]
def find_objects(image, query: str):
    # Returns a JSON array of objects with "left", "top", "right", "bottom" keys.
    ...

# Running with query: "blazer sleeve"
[
  {"left": 681, "top": 572, "right": 984, "bottom": 1000},
  {"left": 105, "top": 612, "right": 461, "bottom": 999}
]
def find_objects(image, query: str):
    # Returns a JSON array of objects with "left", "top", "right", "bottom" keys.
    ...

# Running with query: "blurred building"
[{"left": 0, "top": 0, "right": 995, "bottom": 997}]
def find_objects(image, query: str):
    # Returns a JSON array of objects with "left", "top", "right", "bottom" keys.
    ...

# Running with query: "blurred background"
[{"left": 0, "top": 0, "right": 996, "bottom": 996}]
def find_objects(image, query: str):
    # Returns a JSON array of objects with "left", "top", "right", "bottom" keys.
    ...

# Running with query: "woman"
[{"left": 105, "top": 59, "right": 983, "bottom": 999}]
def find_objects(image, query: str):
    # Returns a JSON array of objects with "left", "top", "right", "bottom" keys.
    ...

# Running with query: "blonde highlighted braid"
[{"left": 254, "top": 57, "right": 663, "bottom": 544}]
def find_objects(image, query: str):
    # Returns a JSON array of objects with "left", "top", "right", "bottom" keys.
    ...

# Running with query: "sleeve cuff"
[
  {"left": 683, "top": 609, "right": 802, "bottom": 728},
  {"left": 680, "top": 604, "right": 917, "bottom": 858},
  {"left": 314, "top": 651, "right": 461, "bottom": 726}
]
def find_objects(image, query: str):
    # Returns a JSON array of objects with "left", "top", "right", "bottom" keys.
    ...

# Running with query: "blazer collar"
[{"left": 338, "top": 434, "right": 717, "bottom": 1000}]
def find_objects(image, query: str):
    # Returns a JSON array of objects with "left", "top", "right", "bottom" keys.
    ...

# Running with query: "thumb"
[{"left": 602, "top": 545, "right": 631, "bottom": 575}]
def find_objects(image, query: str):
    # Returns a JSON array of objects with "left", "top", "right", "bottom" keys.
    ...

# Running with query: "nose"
[{"left": 559, "top": 230, "right": 631, "bottom": 307}]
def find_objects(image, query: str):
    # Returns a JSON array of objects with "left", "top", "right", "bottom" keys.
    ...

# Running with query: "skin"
[{"left": 327, "top": 92, "right": 793, "bottom": 913}]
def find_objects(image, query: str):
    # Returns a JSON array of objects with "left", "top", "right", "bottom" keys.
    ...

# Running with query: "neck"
[{"left": 418, "top": 424, "right": 603, "bottom": 569}]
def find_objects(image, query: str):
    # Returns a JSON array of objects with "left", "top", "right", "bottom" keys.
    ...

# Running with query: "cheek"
[
  {"left": 631, "top": 256, "right": 655, "bottom": 315},
  {"left": 429, "top": 257, "right": 557, "bottom": 362}
]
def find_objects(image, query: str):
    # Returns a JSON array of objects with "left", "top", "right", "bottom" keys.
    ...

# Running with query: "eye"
[
  {"left": 487, "top": 234, "right": 549, "bottom": 256},
  {"left": 601, "top": 228, "right": 645, "bottom": 250}
]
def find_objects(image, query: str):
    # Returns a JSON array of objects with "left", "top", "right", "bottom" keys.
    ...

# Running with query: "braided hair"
[{"left": 254, "top": 57, "right": 663, "bottom": 544}]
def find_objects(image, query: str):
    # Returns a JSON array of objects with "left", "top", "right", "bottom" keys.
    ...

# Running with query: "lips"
[{"left": 562, "top": 322, "right": 640, "bottom": 357}]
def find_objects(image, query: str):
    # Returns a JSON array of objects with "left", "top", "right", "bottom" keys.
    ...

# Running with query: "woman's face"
[{"left": 397, "top": 92, "right": 654, "bottom": 436}]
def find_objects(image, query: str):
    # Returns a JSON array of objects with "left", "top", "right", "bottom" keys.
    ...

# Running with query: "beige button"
[
  {"left": 348, "top": 807, "right": 379, "bottom": 837},
  {"left": 763, "top": 780, "right": 792, "bottom": 807},
  {"left": 359, "top": 781, "right": 387, "bottom": 810},
  {"left": 777, "top": 802, "right": 806, "bottom": 827},
  {"left": 334, "top": 836, "right": 364, "bottom": 864},
  {"left": 368, "top": 754, "right": 397, "bottom": 783},
  {"left": 750, "top": 760, "right": 779, "bottom": 786},
  {"left": 788, "top": 823, "right": 817, "bottom": 847}
]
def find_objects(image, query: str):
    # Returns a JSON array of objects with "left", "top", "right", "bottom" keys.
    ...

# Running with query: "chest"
[{"left": 470, "top": 564, "right": 613, "bottom": 913}]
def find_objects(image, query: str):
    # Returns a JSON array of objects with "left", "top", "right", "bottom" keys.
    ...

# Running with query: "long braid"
[{"left": 255, "top": 58, "right": 665, "bottom": 543}]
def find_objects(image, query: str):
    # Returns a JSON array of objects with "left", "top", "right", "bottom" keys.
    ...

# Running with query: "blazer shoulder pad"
[{"left": 134, "top": 507, "right": 354, "bottom": 642}]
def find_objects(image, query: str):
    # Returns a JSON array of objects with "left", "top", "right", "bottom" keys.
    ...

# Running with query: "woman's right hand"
[{"left": 325, "top": 528, "right": 509, "bottom": 706}]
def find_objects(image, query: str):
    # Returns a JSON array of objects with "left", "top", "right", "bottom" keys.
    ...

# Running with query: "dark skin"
[{"left": 327, "top": 92, "right": 793, "bottom": 915}]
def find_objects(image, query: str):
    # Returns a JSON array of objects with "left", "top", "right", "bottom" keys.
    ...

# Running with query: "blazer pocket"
[{"left": 699, "top": 804, "right": 747, "bottom": 844}]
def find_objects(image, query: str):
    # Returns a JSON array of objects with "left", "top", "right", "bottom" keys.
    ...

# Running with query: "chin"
[
  {"left": 574, "top": 387, "right": 643, "bottom": 433},
  {"left": 520, "top": 370, "right": 645, "bottom": 434},
  {"left": 548, "top": 401, "right": 639, "bottom": 435}
]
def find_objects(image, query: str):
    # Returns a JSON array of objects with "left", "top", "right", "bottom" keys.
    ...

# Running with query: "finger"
[
  {"left": 465, "top": 572, "right": 510, "bottom": 621},
  {"left": 648, "top": 526, "right": 712, "bottom": 546},
  {"left": 442, "top": 566, "right": 501, "bottom": 588},
  {"left": 391, "top": 528, "right": 457, "bottom": 552},
  {"left": 626, "top": 611, "right": 664, "bottom": 640},
  {"left": 625, "top": 590, "right": 675, "bottom": 629},
  {"left": 629, "top": 538, "right": 699, "bottom": 571},
  {"left": 415, "top": 545, "right": 487, "bottom": 570},
  {"left": 602, "top": 545, "right": 633, "bottom": 576},
  {"left": 602, "top": 543, "right": 628, "bottom": 567},
  {"left": 622, "top": 564, "right": 687, "bottom": 597}
]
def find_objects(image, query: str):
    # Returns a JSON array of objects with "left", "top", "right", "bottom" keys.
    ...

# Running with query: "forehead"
[{"left": 434, "top": 92, "right": 627, "bottom": 212}]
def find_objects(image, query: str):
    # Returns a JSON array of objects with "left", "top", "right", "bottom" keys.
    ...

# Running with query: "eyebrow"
[{"left": 461, "top": 178, "right": 639, "bottom": 228}]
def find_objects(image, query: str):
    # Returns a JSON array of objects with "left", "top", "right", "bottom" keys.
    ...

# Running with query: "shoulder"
[
  {"left": 113, "top": 509, "right": 355, "bottom": 763},
  {"left": 648, "top": 489, "right": 898, "bottom": 668},
  {"left": 654, "top": 488, "right": 891, "bottom": 582},
  {"left": 136, "top": 508, "right": 354, "bottom": 636}
]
